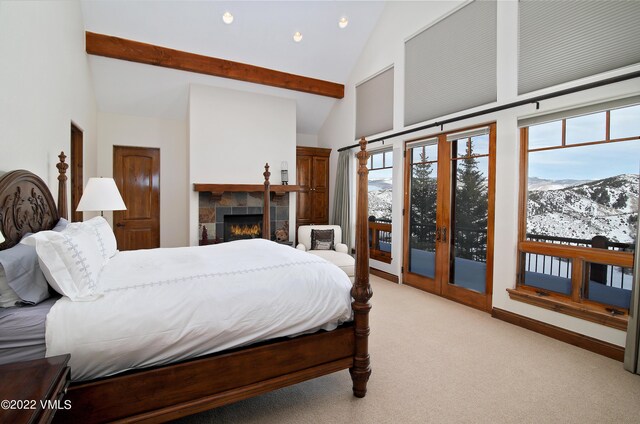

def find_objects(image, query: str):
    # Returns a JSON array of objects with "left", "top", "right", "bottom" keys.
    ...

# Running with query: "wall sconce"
[{"left": 281, "top": 161, "right": 288, "bottom": 185}]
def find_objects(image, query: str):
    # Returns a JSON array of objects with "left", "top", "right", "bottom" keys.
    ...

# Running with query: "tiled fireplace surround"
[{"left": 198, "top": 191, "right": 289, "bottom": 243}]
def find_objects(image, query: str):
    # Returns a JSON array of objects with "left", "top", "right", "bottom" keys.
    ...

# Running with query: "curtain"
[
  {"left": 332, "top": 150, "right": 351, "bottom": 249},
  {"left": 624, "top": 218, "right": 640, "bottom": 374}
]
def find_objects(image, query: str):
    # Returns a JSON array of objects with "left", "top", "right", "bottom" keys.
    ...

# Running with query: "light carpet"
[{"left": 174, "top": 276, "right": 640, "bottom": 423}]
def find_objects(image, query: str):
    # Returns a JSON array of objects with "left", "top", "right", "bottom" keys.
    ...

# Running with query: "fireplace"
[{"left": 224, "top": 214, "right": 263, "bottom": 242}]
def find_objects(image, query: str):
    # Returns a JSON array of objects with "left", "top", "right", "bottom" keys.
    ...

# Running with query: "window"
[
  {"left": 511, "top": 103, "right": 639, "bottom": 329},
  {"left": 367, "top": 149, "right": 393, "bottom": 262}
]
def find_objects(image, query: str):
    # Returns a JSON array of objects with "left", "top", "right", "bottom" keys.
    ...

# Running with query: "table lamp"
[{"left": 76, "top": 177, "right": 127, "bottom": 217}]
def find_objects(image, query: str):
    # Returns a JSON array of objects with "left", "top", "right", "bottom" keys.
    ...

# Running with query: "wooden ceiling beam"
[{"left": 85, "top": 31, "right": 344, "bottom": 99}]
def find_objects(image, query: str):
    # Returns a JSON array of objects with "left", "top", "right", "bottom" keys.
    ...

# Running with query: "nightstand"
[{"left": 0, "top": 355, "right": 70, "bottom": 424}]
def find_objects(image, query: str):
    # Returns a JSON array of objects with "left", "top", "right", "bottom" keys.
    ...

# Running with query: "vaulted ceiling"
[{"left": 82, "top": 1, "right": 386, "bottom": 134}]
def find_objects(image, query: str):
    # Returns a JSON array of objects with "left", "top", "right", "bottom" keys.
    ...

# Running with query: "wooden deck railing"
[{"left": 369, "top": 217, "right": 392, "bottom": 263}]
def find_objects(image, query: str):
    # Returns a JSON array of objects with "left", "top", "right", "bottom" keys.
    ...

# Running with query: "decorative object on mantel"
[
  {"left": 275, "top": 221, "right": 289, "bottom": 242},
  {"left": 281, "top": 161, "right": 289, "bottom": 185},
  {"left": 201, "top": 224, "right": 208, "bottom": 242}
]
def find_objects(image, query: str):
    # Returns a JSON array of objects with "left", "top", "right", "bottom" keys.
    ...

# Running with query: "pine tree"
[
  {"left": 453, "top": 143, "right": 488, "bottom": 261},
  {"left": 410, "top": 152, "right": 438, "bottom": 250}
]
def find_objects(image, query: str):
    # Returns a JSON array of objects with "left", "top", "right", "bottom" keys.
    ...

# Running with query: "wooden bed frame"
[{"left": 0, "top": 139, "right": 372, "bottom": 423}]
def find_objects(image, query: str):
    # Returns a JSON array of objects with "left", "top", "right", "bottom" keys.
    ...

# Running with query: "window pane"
[
  {"left": 470, "top": 133, "right": 489, "bottom": 156},
  {"left": 384, "top": 151, "right": 393, "bottom": 167},
  {"left": 450, "top": 156, "right": 489, "bottom": 293},
  {"left": 409, "top": 161, "right": 438, "bottom": 278},
  {"left": 527, "top": 140, "right": 639, "bottom": 251},
  {"left": 372, "top": 152, "right": 384, "bottom": 169},
  {"left": 566, "top": 112, "right": 606, "bottom": 145},
  {"left": 368, "top": 168, "right": 393, "bottom": 221},
  {"left": 521, "top": 253, "right": 572, "bottom": 295},
  {"left": 528, "top": 120, "right": 562, "bottom": 149},
  {"left": 424, "top": 144, "right": 438, "bottom": 162},
  {"left": 411, "top": 147, "right": 422, "bottom": 164},
  {"left": 452, "top": 138, "right": 469, "bottom": 158},
  {"left": 610, "top": 104, "right": 640, "bottom": 140},
  {"left": 583, "top": 263, "right": 632, "bottom": 310}
]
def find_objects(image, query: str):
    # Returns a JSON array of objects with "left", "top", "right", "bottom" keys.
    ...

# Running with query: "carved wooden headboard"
[{"left": 0, "top": 153, "right": 68, "bottom": 250}]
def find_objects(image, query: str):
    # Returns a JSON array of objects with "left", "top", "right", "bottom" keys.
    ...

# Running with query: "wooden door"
[
  {"left": 70, "top": 124, "right": 83, "bottom": 222},
  {"left": 403, "top": 124, "right": 495, "bottom": 312},
  {"left": 113, "top": 146, "right": 160, "bottom": 251},
  {"left": 311, "top": 156, "right": 329, "bottom": 224},
  {"left": 296, "top": 155, "right": 312, "bottom": 226}
]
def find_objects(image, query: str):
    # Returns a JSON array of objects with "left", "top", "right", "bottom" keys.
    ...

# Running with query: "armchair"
[{"left": 297, "top": 225, "right": 355, "bottom": 282}]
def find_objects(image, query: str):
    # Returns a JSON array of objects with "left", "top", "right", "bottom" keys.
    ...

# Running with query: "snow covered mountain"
[
  {"left": 369, "top": 177, "right": 392, "bottom": 220},
  {"left": 527, "top": 174, "right": 639, "bottom": 243},
  {"left": 528, "top": 177, "right": 592, "bottom": 191}
]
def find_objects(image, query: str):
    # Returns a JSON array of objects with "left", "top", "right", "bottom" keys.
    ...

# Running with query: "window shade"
[
  {"left": 356, "top": 67, "right": 394, "bottom": 139},
  {"left": 446, "top": 127, "right": 490, "bottom": 142},
  {"left": 404, "top": 0, "right": 497, "bottom": 127},
  {"left": 518, "top": 0, "right": 640, "bottom": 95},
  {"left": 406, "top": 138, "right": 438, "bottom": 150}
]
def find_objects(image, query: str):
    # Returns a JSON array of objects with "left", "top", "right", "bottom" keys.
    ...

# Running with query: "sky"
[
  {"left": 528, "top": 140, "right": 640, "bottom": 180},
  {"left": 528, "top": 104, "right": 640, "bottom": 180}
]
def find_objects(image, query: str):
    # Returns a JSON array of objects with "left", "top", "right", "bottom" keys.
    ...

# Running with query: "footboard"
[{"left": 56, "top": 325, "right": 355, "bottom": 423}]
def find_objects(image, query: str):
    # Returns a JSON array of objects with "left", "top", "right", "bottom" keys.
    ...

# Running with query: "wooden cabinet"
[{"left": 296, "top": 147, "right": 331, "bottom": 228}]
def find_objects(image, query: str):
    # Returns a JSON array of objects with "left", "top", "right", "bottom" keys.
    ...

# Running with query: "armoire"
[{"left": 296, "top": 146, "right": 331, "bottom": 230}]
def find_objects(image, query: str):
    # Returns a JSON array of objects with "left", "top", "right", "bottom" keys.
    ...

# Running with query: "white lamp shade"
[{"left": 76, "top": 178, "right": 127, "bottom": 212}]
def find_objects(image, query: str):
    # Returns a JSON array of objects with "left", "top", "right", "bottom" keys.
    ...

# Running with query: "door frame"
[{"left": 402, "top": 122, "right": 496, "bottom": 312}]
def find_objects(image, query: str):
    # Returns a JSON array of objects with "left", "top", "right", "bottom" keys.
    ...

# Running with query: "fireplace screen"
[{"left": 224, "top": 214, "right": 263, "bottom": 242}]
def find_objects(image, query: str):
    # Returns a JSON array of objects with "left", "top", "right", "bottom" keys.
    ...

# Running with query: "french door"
[{"left": 403, "top": 124, "right": 495, "bottom": 311}]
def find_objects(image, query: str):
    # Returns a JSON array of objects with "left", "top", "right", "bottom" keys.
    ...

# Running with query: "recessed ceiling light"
[
  {"left": 293, "top": 31, "right": 303, "bottom": 42},
  {"left": 338, "top": 17, "right": 349, "bottom": 29},
  {"left": 222, "top": 11, "right": 234, "bottom": 24}
]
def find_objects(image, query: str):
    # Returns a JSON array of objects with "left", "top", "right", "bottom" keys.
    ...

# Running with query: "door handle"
[
  {"left": 441, "top": 226, "right": 447, "bottom": 243},
  {"left": 116, "top": 223, "right": 125, "bottom": 228}
]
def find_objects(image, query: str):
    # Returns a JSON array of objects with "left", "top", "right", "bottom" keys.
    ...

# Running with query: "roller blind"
[
  {"left": 405, "top": 0, "right": 497, "bottom": 127},
  {"left": 406, "top": 138, "right": 438, "bottom": 150},
  {"left": 446, "top": 127, "right": 490, "bottom": 142},
  {"left": 356, "top": 67, "right": 394, "bottom": 139},
  {"left": 518, "top": 0, "right": 640, "bottom": 95}
]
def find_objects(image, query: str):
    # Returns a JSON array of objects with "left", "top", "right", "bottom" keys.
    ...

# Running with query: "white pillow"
[
  {"left": 23, "top": 225, "right": 104, "bottom": 301},
  {"left": 0, "top": 267, "right": 21, "bottom": 308},
  {"left": 76, "top": 216, "right": 118, "bottom": 261}
]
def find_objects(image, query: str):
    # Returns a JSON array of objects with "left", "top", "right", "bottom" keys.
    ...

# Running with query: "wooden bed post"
[
  {"left": 56, "top": 151, "right": 68, "bottom": 220},
  {"left": 263, "top": 163, "right": 271, "bottom": 240},
  {"left": 350, "top": 137, "right": 372, "bottom": 397}
]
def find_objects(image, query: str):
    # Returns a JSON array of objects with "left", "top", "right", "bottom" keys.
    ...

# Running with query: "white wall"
[
  {"left": 0, "top": 0, "right": 97, "bottom": 202},
  {"left": 96, "top": 112, "right": 188, "bottom": 247},
  {"left": 318, "top": 0, "right": 640, "bottom": 346},
  {"left": 188, "top": 84, "right": 297, "bottom": 245},
  {"left": 296, "top": 133, "right": 318, "bottom": 147}
]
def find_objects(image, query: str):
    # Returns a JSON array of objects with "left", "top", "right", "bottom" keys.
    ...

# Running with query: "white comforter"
[{"left": 45, "top": 239, "right": 353, "bottom": 381}]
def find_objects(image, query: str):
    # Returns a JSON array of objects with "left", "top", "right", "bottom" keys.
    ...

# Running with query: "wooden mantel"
[{"left": 194, "top": 183, "right": 300, "bottom": 198}]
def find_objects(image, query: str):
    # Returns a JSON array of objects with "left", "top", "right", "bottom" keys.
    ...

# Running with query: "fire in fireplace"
[{"left": 224, "top": 214, "right": 263, "bottom": 242}]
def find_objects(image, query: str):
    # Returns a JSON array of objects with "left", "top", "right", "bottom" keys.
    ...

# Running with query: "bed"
[{"left": 0, "top": 139, "right": 372, "bottom": 423}]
